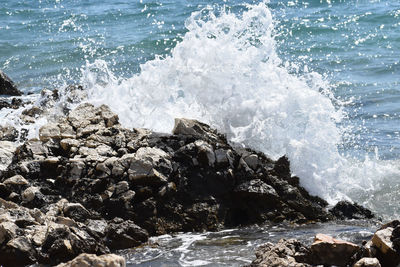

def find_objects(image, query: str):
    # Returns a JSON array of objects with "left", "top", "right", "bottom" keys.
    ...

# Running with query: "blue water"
[{"left": 2, "top": 0, "right": 400, "bottom": 216}]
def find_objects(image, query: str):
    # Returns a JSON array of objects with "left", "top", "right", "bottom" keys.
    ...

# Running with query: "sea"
[{"left": 1, "top": 0, "right": 399, "bottom": 265}]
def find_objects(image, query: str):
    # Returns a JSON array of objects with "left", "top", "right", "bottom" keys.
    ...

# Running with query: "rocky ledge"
[
  {"left": 248, "top": 219, "right": 400, "bottom": 267},
  {"left": 0, "top": 102, "right": 373, "bottom": 266}
]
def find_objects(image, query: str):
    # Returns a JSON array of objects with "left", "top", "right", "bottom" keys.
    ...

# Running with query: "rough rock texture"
[
  {"left": 246, "top": 239, "right": 312, "bottom": 267},
  {"left": 371, "top": 221, "right": 400, "bottom": 267},
  {"left": 0, "top": 103, "right": 374, "bottom": 265},
  {"left": 0, "top": 141, "right": 16, "bottom": 173},
  {"left": 310, "top": 233, "right": 359, "bottom": 266},
  {"left": 56, "top": 253, "right": 126, "bottom": 267},
  {"left": 0, "top": 71, "right": 21, "bottom": 96}
]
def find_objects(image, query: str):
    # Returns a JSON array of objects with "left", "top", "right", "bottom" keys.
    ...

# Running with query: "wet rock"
[
  {"left": 56, "top": 253, "right": 126, "bottom": 267},
  {"left": 0, "top": 126, "right": 18, "bottom": 142},
  {"left": 310, "top": 233, "right": 359, "bottom": 266},
  {"left": 354, "top": 257, "right": 381, "bottom": 267},
  {"left": 330, "top": 200, "right": 374, "bottom": 220},
  {"left": 0, "top": 71, "right": 22, "bottom": 96},
  {"left": 247, "top": 239, "right": 312, "bottom": 267},
  {"left": 105, "top": 219, "right": 149, "bottom": 250},
  {"left": 234, "top": 179, "right": 278, "bottom": 201}
]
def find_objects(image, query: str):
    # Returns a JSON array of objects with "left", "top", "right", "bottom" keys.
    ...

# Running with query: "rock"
[
  {"left": 330, "top": 200, "right": 374, "bottom": 220},
  {"left": 0, "top": 236, "right": 35, "bottom": 266},
  {"left": 105, "top": 219, "right": 149, "bottom": 250},
  {"left": 247, "top": 239, "right": 312, "bottom": 267},
  {"left": 354, "top": 257, "right": 381, "bottom": 267},
  {"left": 39, "top": 123, "right": 61, "bottom": 141},
  {"left": 310, "top": 233, "right": 359, "bottom": 266},
  {"left": 0, "top": 126, "right": 18, "bottom": 142},
  {"left": 0, "top": 141, "right": 16, "bottom": 172},
  {"left": 56, "top": 253, "right": 126, "bottom": 267},
  {"left": 234, "top": 179, "right": 279, "bottom": 201},
  {"left": 21, "top": 186, "right": 41, "bottom": 202},
  {"left": 3, "top": 174, "right": 29, "bottom": 187},
  {"left": 372, "top": 227, "right": 400, "bottom": 267},
  {"left": 172, "top": 118, "right": 226, "bottom": 143},
  {"left": 63, "top": 203, "right": 91, "bottom": 222},
  {"left": 0, "top": 71, "right": 22, "bottom": 96},
  {"left": 0, "top": 221, "right": 18, "bottom": 244}
]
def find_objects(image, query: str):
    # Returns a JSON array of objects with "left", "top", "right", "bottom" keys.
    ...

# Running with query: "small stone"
[
  {"left": 0, "top": 221, "right": 18, "bottom": 244},
  {"left": 3, "top": 174, "right": 29, "bottom": 186},
  {"left": 243, "top": 154, "right": 259, "bottom": 170},
  {"left": 21, "top": 186, "right": 40, "bottom": 202},
  {"left": 63, "top": 203, "right": 91, "bottom": 222},
  {"left": 353, "top": 257, "right": 381, "bottom": 267},
  {"left": 56, "top": 253, "right": 126, "bottom": 267}
]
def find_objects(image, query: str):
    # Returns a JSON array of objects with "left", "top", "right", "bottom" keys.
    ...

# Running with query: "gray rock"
[
  {"left": 105, "top": 220, "right": 149, "bottom": 250},
  {"left": 0, "top": 71, "right": 22, "bottom": 96},
  {"left": 63, "top": 203, "right": 91, "bottom": 222},
  {"left": 372, "top": 227, "right": 400, "bottom": 266}
]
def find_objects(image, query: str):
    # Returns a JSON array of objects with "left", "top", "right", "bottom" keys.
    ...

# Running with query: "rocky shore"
[{"left": 0, "top": 73, "right": 387, "bottom": 266}]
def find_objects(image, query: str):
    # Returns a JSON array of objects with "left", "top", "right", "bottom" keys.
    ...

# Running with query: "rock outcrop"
[
  {"left": 0, "top": 103, "right": 375, "bottom": 266},
  {"left": 0, "top": 71, "right": 21, "bottom": 96}
]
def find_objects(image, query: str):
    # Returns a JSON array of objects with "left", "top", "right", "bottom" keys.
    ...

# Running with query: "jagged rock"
[
  {"left": 246, "top": 239, "right": 312, "bottom": 267},
  {"left": 0, "top": 141, "right": 16, "bottom": 172},
  {"left": 3, "top": 174, "right": 29, "bottom": 187},
  {"left": 63, "top": 203, "right": 91, "bottom": 222},
  {"left": 0, "top": 71, "right": 22, "bottom": 96},
  {"left": 39, "top": 123, "right": 61, "bottom": 141},
  {"left": 0, "top": 236, "right": 35, "bottom": 266},
  {"left": 310, "top": 233, "right": 359, "bottom": 266},
  {"left": 105, "top": 219, "right": 149, "bottom": 249},
  {"left": 330, "top": 201, "right": 374, "bottom": 220},
  {"left": 56, "top": 253, "right": 126, "bottom": 267},
  {"left": 0, "top": 126, "right": 18, "bottom": 142},
  {"left": 0, "top": 221, "right": 18, "bottom": 244},
  {"left": 173, "top": 118, "right": 226, "bottom": 143},
  {"left": 354, "top": 257, "right": 381, "bottom": 267},
  {"left": 372, "top": 226, "right": 400, "bottom": 267}
]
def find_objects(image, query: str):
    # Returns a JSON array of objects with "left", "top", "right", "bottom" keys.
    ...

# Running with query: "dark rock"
[
  {"left": 105, "top": 219, "right": 149, "bottom": 250},
  {"left": 330, "top": 200, "right": 374, "bottom": 220},
  {"left": 0, "top": 71, "right": 22, "bottom": 96}
]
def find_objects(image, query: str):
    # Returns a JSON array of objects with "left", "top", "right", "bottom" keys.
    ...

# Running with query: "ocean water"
[{"left": 1, "top": 0, "right": 400, "bottom": 264}]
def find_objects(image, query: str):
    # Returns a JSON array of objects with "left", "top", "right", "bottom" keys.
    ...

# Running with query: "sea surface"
[{"left": 1, "top": 0, "right": 400, "bottom": 265}]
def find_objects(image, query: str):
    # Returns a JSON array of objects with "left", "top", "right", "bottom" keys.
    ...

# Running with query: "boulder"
[
  {"left": 329, "top": 200, "right": 374, "bottom": 220},
  {"left": 56, "top": 253, "right": 126, "bottom": 267},
  {"left": 354, "top": 257, "right": 381, "bottom": 267},
  {"left": 372, "top": 227, "right": 400, "bottom": 266},
  {"left": 246, "top": 239, "right": 312, "bottom": 267},
  {"left": 310, "top": 233, "right": 359, "bottom": 266},
  {"left": 172, "top": 118, "right": 226, "bottom": 143},
  {"left": 105, "top": 219, "right": 149, "bottom": 250},
  {"left": 0, "top": 71, "right": 22, "bottom": 96}
]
